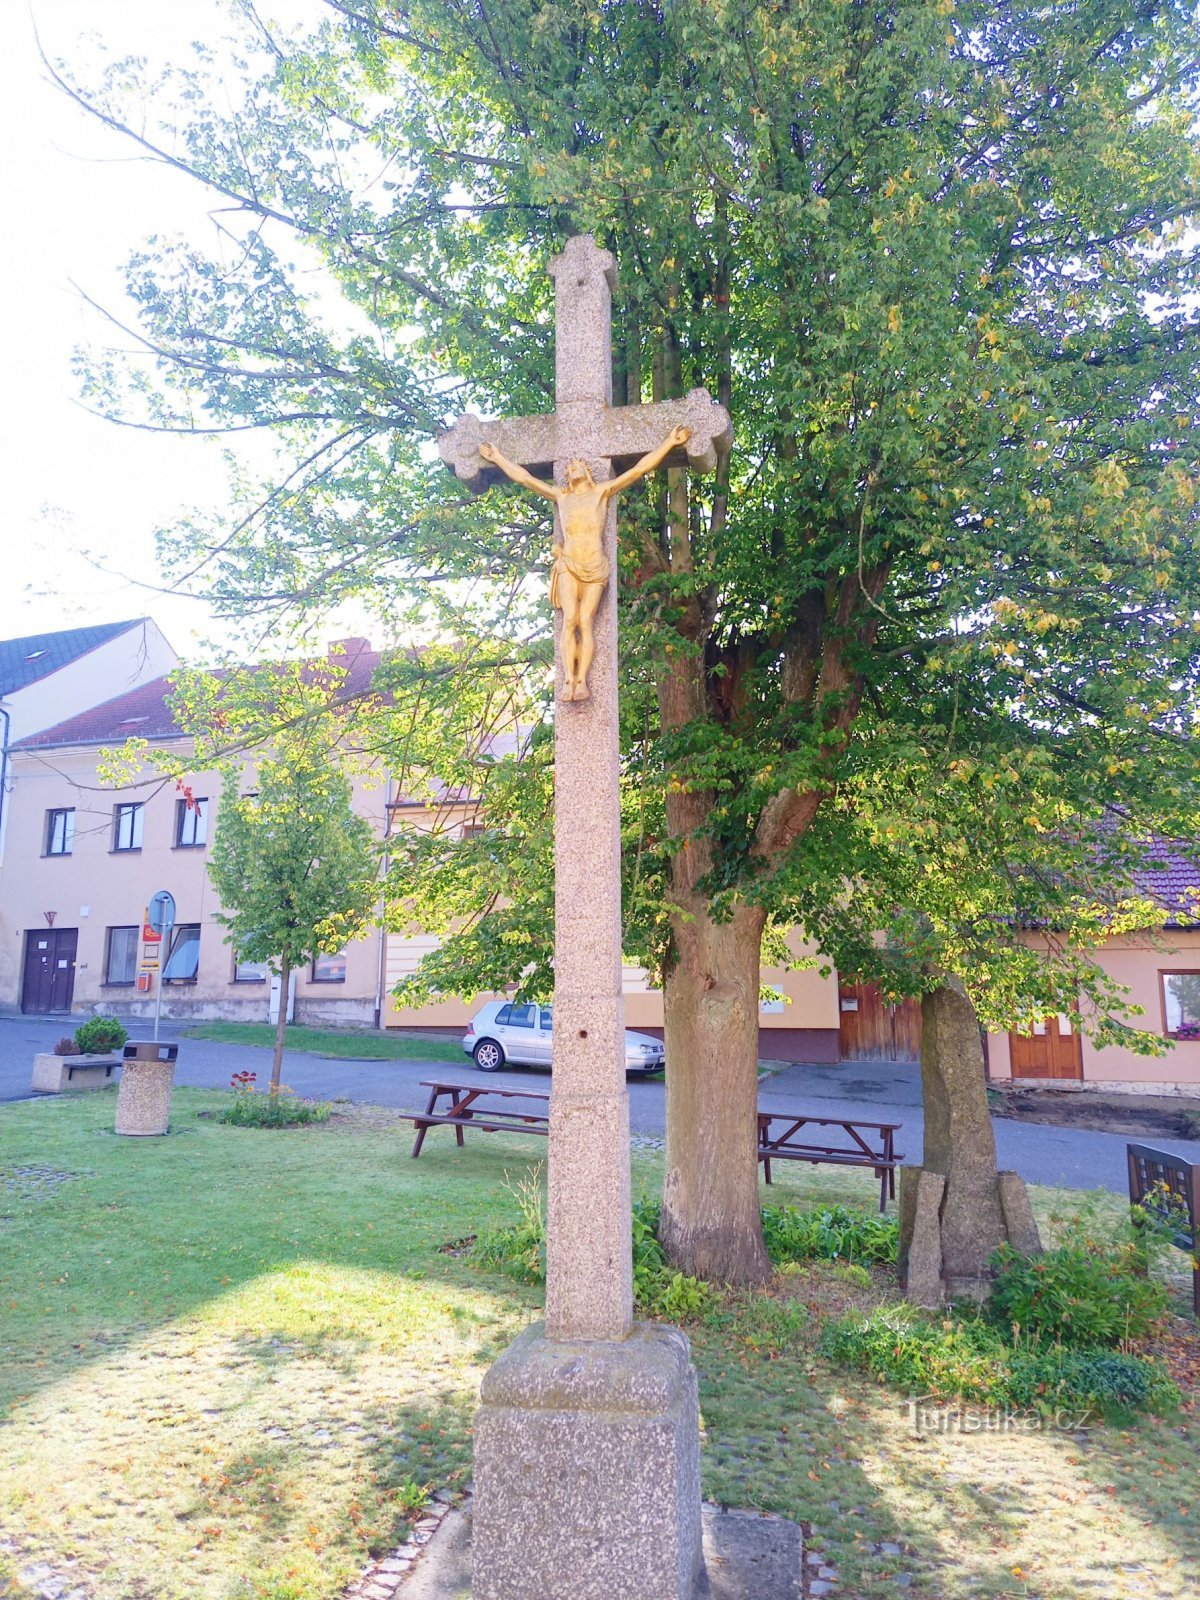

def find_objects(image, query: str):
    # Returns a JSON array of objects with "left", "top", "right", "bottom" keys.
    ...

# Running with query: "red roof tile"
[{"left": 14, "top": 649, "right": 385, "bottom": 750}]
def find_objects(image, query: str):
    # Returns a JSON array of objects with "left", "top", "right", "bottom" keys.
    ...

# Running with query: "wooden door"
[
  {"left": 839, "top": 981, "right": 922, "bottom": 1061},
  {"left": 21, "top": 929, "right": 78, "bottom": 1014},
  {"left": 1008, "top": 1015, "right": 1083, "bottom": 1080}
]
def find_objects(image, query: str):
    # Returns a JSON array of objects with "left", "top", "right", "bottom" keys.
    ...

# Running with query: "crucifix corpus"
[
  {"left": 439, "top": 235, "right": 731, "bottom": 1600},
  {"left": 477, "top": 424, "right": 689, "bottom": 701}
]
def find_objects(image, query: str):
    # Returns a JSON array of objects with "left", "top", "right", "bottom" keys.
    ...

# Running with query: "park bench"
[
  {"left": 757, "top": 1111, "right": 904, "bottom": 1214},
  {"left": 1127, "top": 1142, "right": 1200, "bottom": 1315},
  {"left": 405, "top": 1080, "right": 550, "bottom": 1159}
]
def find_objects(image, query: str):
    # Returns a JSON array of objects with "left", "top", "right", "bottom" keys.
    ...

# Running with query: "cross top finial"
[{"left": 548, "top": 234, "right": 617, "bottom": 293}]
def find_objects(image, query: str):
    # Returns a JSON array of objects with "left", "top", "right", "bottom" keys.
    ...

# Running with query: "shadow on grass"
[{"left": 8, "top": 1091, "right": 1196, "bottom": 1599}]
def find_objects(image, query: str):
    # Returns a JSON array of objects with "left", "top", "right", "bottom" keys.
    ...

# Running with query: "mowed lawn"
[{"left": 1, "top": 1090, "right": 1198, "bottom": 1600}]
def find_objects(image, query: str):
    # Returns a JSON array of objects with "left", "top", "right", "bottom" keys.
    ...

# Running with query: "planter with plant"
[{"left": 30, "top": 1016, "right": 129, "bottom": 1094}]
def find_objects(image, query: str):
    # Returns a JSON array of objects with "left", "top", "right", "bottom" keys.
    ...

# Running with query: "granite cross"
[{"left": 439, "top": 234, "right": 731, "bottom": 1343}]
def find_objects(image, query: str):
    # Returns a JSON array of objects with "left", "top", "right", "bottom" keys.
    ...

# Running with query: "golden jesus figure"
[{"left": 480, "top": 424, "right": 691, "bottom": 701}]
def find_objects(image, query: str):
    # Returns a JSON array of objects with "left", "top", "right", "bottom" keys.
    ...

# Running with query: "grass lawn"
[
  {"left": 1, "top": 1090, "right": 1197, "bottom": 1600},
  {"left": 183, "top": 1022, "right": 464, "bottom": 1063}
]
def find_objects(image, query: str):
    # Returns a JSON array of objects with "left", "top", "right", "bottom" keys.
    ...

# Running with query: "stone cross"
[{"left": 440, "top": 235, "right": 731, "bottom": 1343}]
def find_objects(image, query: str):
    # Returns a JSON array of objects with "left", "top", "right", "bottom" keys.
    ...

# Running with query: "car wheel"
[{"left": 473, "top": 1038, "right": 505, "bottom": 1072}]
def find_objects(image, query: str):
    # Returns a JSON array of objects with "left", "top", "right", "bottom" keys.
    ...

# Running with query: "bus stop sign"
[{"left": 147, "top": 890, "right": 176, "bottom": 937}]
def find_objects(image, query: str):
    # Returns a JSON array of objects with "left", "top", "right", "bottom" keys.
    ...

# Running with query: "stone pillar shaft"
[{"left": 545, "top": 237, "right": 632, "bottom": 1342}]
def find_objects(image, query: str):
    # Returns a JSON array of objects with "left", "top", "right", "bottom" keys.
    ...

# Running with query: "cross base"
[{"left": 472, "top": 1323, "right": 703, "bottom": 1600}]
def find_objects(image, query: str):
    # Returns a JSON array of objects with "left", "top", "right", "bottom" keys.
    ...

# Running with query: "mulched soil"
[
  {"left": 1145, "top": 1314, "right": 1200, "bottom": 1413},
  {"left": 993, "top": 1089, "right": 1200, "bottom": 1139}
]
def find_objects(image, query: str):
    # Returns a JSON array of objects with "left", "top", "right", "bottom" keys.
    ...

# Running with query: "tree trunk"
[
  {"left": 271, "top": 953, "right": 290, "bottom": 1092},
  {"left": 660, "top": 901, "right": 772, "bottom": 1285},
  {"left": 898, "top": 977, "right": 1037, "bottom": 1304}
]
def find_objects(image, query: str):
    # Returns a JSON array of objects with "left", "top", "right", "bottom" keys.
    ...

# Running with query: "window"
[
  {"left": 311, "top": 950, "right": 347, "bottom": 984},
  {"left": 45, "top": 808, "right": 74, "bottom": 856},
  {"left": 163, "top": 924, "right": 201, "bottom": 983},
  {"left": 499, "top": 1002, "right": 535, "bottom": 1029},
  {"left": 1162, "top": 972, "right": 1200, "bottom": 1040},
  {"left": 175, "top": 797, "right": 208, "bottom": 848},
  {"left": 113, "top": 803, "right": 144, "bottom": 852},
  {"left": 233, "top": 954, "right": 269, "bottom": 983},
  {"left": 538, "top": 1005, "right": 553, "bottom": 1032},
  {"left": 105, "top": 926, "right": 139, "bottom": 986}
]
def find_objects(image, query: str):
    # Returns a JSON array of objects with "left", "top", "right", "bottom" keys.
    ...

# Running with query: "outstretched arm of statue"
[
  {"left": 479, "top": 441, "right": 560, "bottom": 502},
  {"left": 603, "top": 424, "right": 691, "bottom": 497}
]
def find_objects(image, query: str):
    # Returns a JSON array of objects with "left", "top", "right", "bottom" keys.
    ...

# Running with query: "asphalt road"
[{"left": 4, "top": 1015, "right": 1199, "bottom": 1196}]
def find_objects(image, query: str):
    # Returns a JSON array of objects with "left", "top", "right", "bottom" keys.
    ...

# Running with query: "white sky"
[{"left": 0, "top": 0, "right": 331, "bottom": 660}]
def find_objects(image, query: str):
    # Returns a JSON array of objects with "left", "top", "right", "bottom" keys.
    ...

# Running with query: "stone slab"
[
  {"left": 397, "top": 1502, "right": 802, "bottom": 1599},
  {"left": 998, "top": 1169, "right": 1042, "bottom": 1255},
  {"left": 473, "top": 1323, "right": 701, "bottom": 1600},
  {"left": 898, "top": 1166, "right": 945, "bottom": 1309},
  {"left": 30, "top": 1053, "right": 120, "bottom": 1094}
]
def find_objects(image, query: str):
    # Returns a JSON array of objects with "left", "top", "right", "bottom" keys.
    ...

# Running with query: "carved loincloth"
[{"left": 549, "top": 541, "right": 608, "bottom": 610}]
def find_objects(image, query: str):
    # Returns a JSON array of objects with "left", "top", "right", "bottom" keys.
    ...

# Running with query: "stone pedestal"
[
  {"left": 114, "top": 1055, "right": 175, "bottom": 1136},
  {"left": 473, "top": 1323, "right": 702, "bottom": 1600},
  {"left": 30, "top": 1053, "right": 120, "bottom": 1094}
]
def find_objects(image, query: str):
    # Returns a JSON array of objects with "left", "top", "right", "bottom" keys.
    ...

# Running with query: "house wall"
[
  {"left": 986, "top": 929, "right": 1200, "bottom": 1092},
  {"left": 383, "top": 916, "right": 842, "bottom": 1062},
  {"left": 0, "top": 621, "right": 179, "bottom": 864},
  {"left": 0, "top": 742, "right": 387, "bottom": 1024}
]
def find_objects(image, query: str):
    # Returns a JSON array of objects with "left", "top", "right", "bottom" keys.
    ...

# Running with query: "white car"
[{"left": 463, "top": 1001, "right": 665, "bottom": 1075}]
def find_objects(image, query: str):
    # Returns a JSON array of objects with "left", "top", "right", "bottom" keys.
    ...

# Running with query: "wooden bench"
[
  {"left": 1127, "top": 1142, "right": 1200, "bottom": 1315},
  {"left": 757, "top": 1111, "right": 904, "bottom": 1213},
  {"left": 406, "top": 1080, "right": 550, "bottom": 1159}
]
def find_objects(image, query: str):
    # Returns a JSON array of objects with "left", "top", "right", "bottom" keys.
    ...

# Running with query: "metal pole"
[{"left": 153, "top": 967, "right": 163, "bottom": 1043}]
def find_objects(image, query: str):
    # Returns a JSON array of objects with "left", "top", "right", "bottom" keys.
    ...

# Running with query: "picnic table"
[
  {"left": 407, "top": 1079, "right": 550, "bottom": 1159},
  {"left": 1127, "top": 1142, "right": 1200, "bottom": 1315},
  {"left": 757, "top": 1111, "right": 903, "bottom": 1213}
]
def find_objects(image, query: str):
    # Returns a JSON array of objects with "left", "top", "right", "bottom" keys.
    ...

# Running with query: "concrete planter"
[
  {"left": 30, "top": 1053, "right": 121, "bottom": 1094},
  {"left": 114, "top": 1042, "right": 179, "bottom": 1137}
]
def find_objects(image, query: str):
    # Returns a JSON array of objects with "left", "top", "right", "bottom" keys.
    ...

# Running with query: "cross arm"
[{"left": 438, "top": 388, "right": 732, "bottom": 497}]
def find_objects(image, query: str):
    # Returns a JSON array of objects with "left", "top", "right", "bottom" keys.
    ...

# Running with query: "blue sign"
[{"left": 147, "top": 890, "right": 176, "bottom": 936}]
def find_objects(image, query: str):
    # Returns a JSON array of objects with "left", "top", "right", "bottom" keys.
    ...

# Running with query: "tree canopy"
[{"left": 57, "top": 0, "right": 1200, "bottom": 1277}]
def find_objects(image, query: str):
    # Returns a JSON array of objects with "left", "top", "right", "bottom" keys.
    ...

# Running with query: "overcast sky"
[{"left": 1, "top": 0, "right": 328, "bottom": 659}]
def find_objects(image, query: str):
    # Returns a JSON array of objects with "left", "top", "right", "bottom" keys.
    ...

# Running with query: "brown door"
[
  {"left": 839, "top": 981, "right": 922, "bottom": 1061},
  {"left": 21, "top": 929, "right": 78, "bottom": 1014},
  {"left": 1008, "top": 1016, "right": 1083, "bottom": 1080}
]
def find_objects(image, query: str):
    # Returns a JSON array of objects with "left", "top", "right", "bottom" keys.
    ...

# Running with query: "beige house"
[
  {"left": 0, "top": 618, "right": 177, "bottom": 863},
  {"left": 1, "top": 648, "right": 388, "bottom": 1027},
  {"left": 2, "top": 620, "right": 1198, "bottom": 1088}
]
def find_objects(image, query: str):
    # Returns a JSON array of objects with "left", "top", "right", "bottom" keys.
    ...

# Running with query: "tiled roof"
[
  {"left": 0, "top": 619, "right": 146, "bottom": 695},
  {"left": 14, "top": 676, "right": 187, "bottom": 748},
  {"left": 1130, "top": 842, "right": 1200, "bottom": 928},
  {"left": 14, "top": 647, "right": 386, "bottom": 750}
]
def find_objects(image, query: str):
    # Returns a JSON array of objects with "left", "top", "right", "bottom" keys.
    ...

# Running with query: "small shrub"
[
  {"left": 820, "top": 1305, "right": 1179, "bottom": 1420},
  {"left": 73, "top": 1016, "right": 128, "bottom": 1055},
  {"left": 470, "top": 1191, "right": 712, "bottom": 1318},
  {"left": 470, "top": 1168, "right": 547, "bottom": 1284},
  {"left": 631, "top": 1199, "right": 713, "bottom": 1319},
  {"left": 718, "top": 1293, "right": 809, "bottom": 1356},
  {"left": 217, "top": 1077, "right": 331, "bottom": 1128},
  {"left": 761, "top": 1204, "right": 899, "bottom": 1268},
  {"left": 52, "top": 1037, "right": 79, "bottom": 1057},
  {"left": 988, "top": 1238, "right": 1170, "bottom": 1348}
]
